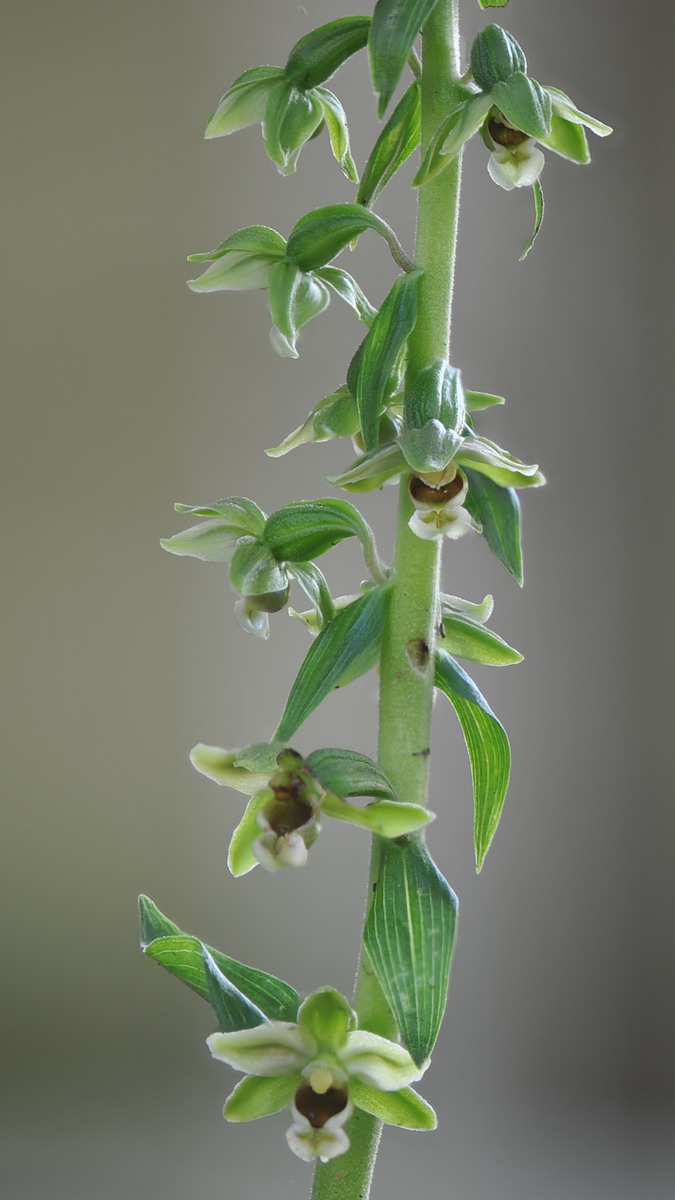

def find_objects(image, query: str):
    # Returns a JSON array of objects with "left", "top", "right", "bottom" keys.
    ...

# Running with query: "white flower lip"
[{"left": 487, "top": 142, "right": 545, "bottom": 191}]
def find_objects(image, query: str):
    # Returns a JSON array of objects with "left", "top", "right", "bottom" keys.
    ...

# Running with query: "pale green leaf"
[
  {"left": 284, "top": 16, "right": 370, "bottom": 90},
  {"left": 353, "top": 270, "right": 423, "bottom": 452},
  {"left": 357, "top": 82, "right": 421, "bottom": 208},
  {"left": 369, "top": 0, "right": 440, "bottom": 116}
]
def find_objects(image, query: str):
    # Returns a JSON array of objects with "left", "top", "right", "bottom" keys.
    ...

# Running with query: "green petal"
[
  {"left": 224, "top": 1073, "right": 301, "bottom": 1121},
  {"left": 297, "top": 987, "right": 355, "bottom": 1051},
  {"left": 207, "top": 1024, "right": 309, "bottom": 1076},
  {"left": 190, "top": 744, "right": 268, "bottom": 795},
  {"left": 341, "top": 1030, "right": 422, "bottom": 1090},
  {"left": 350, "top": 1080, "right": 437, "bottom": 1130},
  {"left": 546, "top": 86, "right": 612, "bottom": 137},
  {"left": 322, "top": 793, "right": 433, "bottom": 837},
  {"left": 228, "top": 792, "right": 272, "bottom": 877}
]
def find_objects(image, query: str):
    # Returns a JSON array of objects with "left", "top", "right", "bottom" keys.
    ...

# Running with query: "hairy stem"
[{"left": 311, "top": 3, "right": 463, "bottom": 1197}]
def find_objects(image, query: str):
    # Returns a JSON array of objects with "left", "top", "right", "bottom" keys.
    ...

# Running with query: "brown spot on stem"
[{"left": 406, "top": 637, "right": 430, "bottom": 673}]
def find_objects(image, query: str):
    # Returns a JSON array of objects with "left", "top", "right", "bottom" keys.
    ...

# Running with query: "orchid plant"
[{"left": 139, "top": 2, "right": 610, "bottom": 1196}]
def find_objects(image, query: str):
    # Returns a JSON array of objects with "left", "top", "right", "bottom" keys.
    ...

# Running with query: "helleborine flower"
[
  {"left": 190, "top": 743, "right": 434, "bottom": 876},
  {"left": 207, "top": 987, "right": 437, "bottom": 1163},
  {"left": 487, "top": 132, "right": 545, "bottom": 191},
  {"left": 408, "top": 467, "right": 480, "bottom": 543}
]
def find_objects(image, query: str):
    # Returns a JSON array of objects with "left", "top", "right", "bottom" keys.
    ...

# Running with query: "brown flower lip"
[
  {"left": 294, "top": 1082, "right": 350, "bottom": 1129},
  {"left": 409, "top": 475, "right": 464, "bottom": 507},
  {"left": 488, "top": 118, "right": 529, "bottom": 148}
]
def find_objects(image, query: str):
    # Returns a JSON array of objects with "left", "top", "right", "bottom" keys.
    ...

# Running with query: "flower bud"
[{"left": 471, "top": 26, "right": 526, "bottom": 92}]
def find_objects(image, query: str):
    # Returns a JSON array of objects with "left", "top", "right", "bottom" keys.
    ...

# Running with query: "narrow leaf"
[
  {"left": 284, "top": 16, "right": 370, "bottom": 90},
  {"left": 413, "top": 92, "right": 492, "bottom": 186},
  {"left": 463, "top": 468, "right": 523, "bottom": 585},
  {"left": 354, "top": 271, "right": 422, "bottom": 452},
  {"left": 369, "top": 0, "right": 440, "bottom": 116},
  {"left": 286, "top": 203, "right": 407, "bottom": 272},
  {"left": 545, "top": 86, "right": 612, "bottom": 137},
  {"left": 357, "top": 83, "right": 421, "bottom": 208},
  {"left": 316, "top": 88, "right": 359, "bottom": 182},
  {"left": 465, "top": 390, "right": 505, "bottom": 412},
  {"left": 275, "top": 587, "right": 391, "bottom": 740},
  {"left": 364, "top": 840, "right": 458, "bottom": 1066},
  {"left": 228, "top": 792, "right": 270, "bottom": 877},
  {"left": 287, "top": 561, "right": 336, "bottom": 628},
  {"left": 519, "top": 179, "right": 545, "bottom": 261},
  {"left": 435, "top": 651, "right": 511, "bottom": 870},
  {"left": 267, "top": 261, "right": 330, "bottom": 358},
  {"left": 327, "top": 443, "right": 406, "bottom": 492},
  {"left": 350, "top": 1080, "right": 437, "bottom": 1130},
  {"left": 202, "top": 946, "right": 267, "bottom": 1032}
]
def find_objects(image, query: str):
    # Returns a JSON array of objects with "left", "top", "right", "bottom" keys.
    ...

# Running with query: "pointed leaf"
[
  {"left": 205, "top": 69, "right": 284, "bottom": 138},
  {"left": 316, "top": 88, "right": 358, "bottom": 182},
  {"left": 233, "top": 743, "right": 284, "bottom": 773},
  {"left": 492, "top": 73, "right": 552, "bottom": 140},
  {"left": 435, "top": 651, "right": 511, "bottom": 870},
  {"left": 357, "top": 83, "right": 421, "bottom": 208},
  {"left": 465, "top": 390, "right": 505, "bottom": 412},
  {"left": 187, "top": 225, "right": 286, "bottom": 264},
  {"left": 262, "top": 498, "right": 376, "bottom": 564},
  {"left": 354, "top": 271, "right": 423, "bottom": 452},
  {"left": 350, "top": 1080, "right": 437, "bottom": 1130},
  {"left": 287, "top": 204, "right": 408, "bottom": 272},
  {"left": 187, "top": 252, "right": 275, "bottom": 293},
  {"left": 224, "top": 1074, "right": 300, "bottom": 1122},
  {"left": 520, "top": 178, "right": 545, "bottom": 261},
  {"left": 315, "top": 268, "right": 377, "bottom": 326},
  {"left": 276, "top": 587, "right": 391, "bottom": 740},
  {"left": 284, "top": 16, "right": 370, "bottom": 89},
  {"left": 202, "top": 946, "right": 267, "bottom": 1032},
  {"left": 262, "top": 82, "right": 324, "bottom": 175},
  {"left": 369, "top": 0, "right": 440, "bottom": 116},
  {"left": 287, "top": 561, "right": 335, "bottom": 628},
  {"left": 440, "top": 614, "right": 522, "bottom": 666},
  {"left": 476, "top": 0, "right": 509, "bottom": 8},
  {"left": 327, "top": 443, "right": 406, "bottom": 492},
  {"left": 413, "top": 92, "right": 492, "bottom": 186},
  {"left": 364, "top": 841, "right": 458, "bottom": 1066},
  {"left": 457, "top": 435, "right": 544, "bottom": 489},
  {"left": 267, "top": 261, "right": 330, "bottom": 357},
  {"left": 322, "top": 793, "right": 433, "bottom": 837},
  {"left": 463, "top": 467, "right": 523, "bottom": 585},
  {"left": 441, "top": 592, "right": 494, "bottom": 624},
  {"left": 174, "top": 497, "right": 266, "bottom": 531},
  {"left": 138, "top": 899, "right": 301, "bottom": 1021},
  {"left": 305, "top": 748, "right": 396, "bottom": 800}
]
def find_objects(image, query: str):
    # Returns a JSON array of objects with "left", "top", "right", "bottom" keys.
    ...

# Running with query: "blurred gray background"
[{"left": 2, "top": 1, "right": 672, "bottom": 1197}]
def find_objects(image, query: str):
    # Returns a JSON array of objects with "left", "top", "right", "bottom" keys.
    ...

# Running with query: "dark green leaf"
[
  {"left": 492, "top": 72, "right": 552, "bottom": 140},
  {"left": 369, "top": 0, "right": 440, "bottom": 116},
  {"left": 364, "top": 841, "right": 457, "bottom": 1066},
  {"left": 284, "top": 16, "right": 370, "bottom": 90},
  {"left": 519, "top": 179, "right": 545, "bottom": 261},
  {"left": 305, "top": 748, "right": 396, "bottom": 800},
  {"left": 286, "top": 203, "right": 406, "bottom": 272},
  {"left": 262, "top": 497, "right": 374, "bottom": 564},
  {"left": 463, "top": 468, "right": 523, "bottom": 585},
  {"left": 275, "top": 587, "right": 391, "bottom": 740},
  {"left": 434, "top": 651, "right": 511, "bottom": 871},
  {"left": 353, "top": 271, "right": 422, "bottom": 451},
  {"left": 138, "top": 898, "right": 301, "bottom": 1021},
  {"left": 202, "top": 946, "right": 267, "bottom": 1032},
  {"left": 357, "top": 83, "right": 421, "bottom": 208}
]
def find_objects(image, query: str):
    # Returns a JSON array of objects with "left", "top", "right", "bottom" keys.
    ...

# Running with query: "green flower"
[{"left": 207, "top": 987, "right": 436, "bottom": 1163}]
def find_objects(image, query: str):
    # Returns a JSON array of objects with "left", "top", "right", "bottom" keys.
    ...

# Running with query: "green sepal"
[
  {"left": 364, "top": 841, "right": 457, "bottom": 1066},
  {"left": 305, "top": 748, "right": 396, "bottom": 800},
  {"left": 465, "top": 390, "right": 505, "bottom": 412},
  {"left": 470, "top": 25, "right": 525, "bottom": 92},
  {"left": 520, "top": 179, "right": 545, "bottom": 262},
  {"left": 267, "top": 261, "right": 330, "bottom": 357},
  {"left": 315, "top": 269, "right": 377, "bottom": 326},
  {"left": 275, "top": 586, "right": 391, "bottom": 740},
  {"left": 228, "top": 791, "right": 271, "bottom": 877},
  {"left": 224, "top": 1074, "right": 301, "bottom": 1122},
  {"left": 266, "top": 387, "right": 357, "bottom": 457},
  {"left": 284, "top": 16, "right": 370, "bottom": 90},
  {"left": 457, "top": 435, "right": 544, "bottom": 488},
  {"left": 327, "top": 443, "right": 406, "bottom": 492},
  {"left": 205, "top": 68, "right": 285, "bottom": 138},
  {"left": 262, "top": 497, "right": 377, "bottom": 565},
  {"left": 435, "top": 651, "right": 511, "bottom": 871},
  {"left": 545, "top": 86, "right": 612, "bottom": 138},
  {"left": 349, "top": 1080, "right": 437, "bottom": 1130},
  {"left": 541, "top": 108, "right": 589, "bottom": 164},
  {"left": 369, "top": 0, "right": 440, "bottom": 117},
  {"left": 398, "top": 423, "right": 462, "bottom": 474},
  {"left": 442, "top": 591, "right": 494, "bottom": 624},
  {"left": 297, "top": 986, "right": 355, "bottom": 1050},
  {"left": 440, "top": 614, "right": 522, "bottom": 666},
  {"left": 400, "top": 359, "right": 465, "bottom": 472},
  {"left": 229, "top": 539, "right": 288, "bottom": 599},
  {"left": 160, "top": 520, "right": 245, "bottom": 563},
  {"left": 174, "top": 497, "right": 266, "bottom": 531},
  {"left": 287, "top": 561, "right": 336, "bottom": 628},
  {"left": 187, "top": 253, "right": 275, "bottom": 293},
  {"left": 190, "top": 744, "right": 270, "bottom": 794},
  {"left": 357, "top": 82, "right": 421, "bottom": 208},
  {"left": 286, "top": 203, "right": 406, "bottom": 272},
  {"left": 492, "top": 72, "right": 552, "bottom": 140},
  {"left": 321, "top": 793, "right": 433, "bottom": 837},
  {"left": 353, "top": 270, "right": 423, "bottom": 451},
  {"left": 202, "top": 945, "right": 268, "bottom": 1032},
  {"left": 315, "top": 88, "right": 358, "bottom": 182},
  {"left": 413, "top": 91, "right": 492, "bottom": 185},
  {"left": 233, "top": 743, "right": 284, "bottom": 773},
  {"left": 138, "top": 897, "right": 301, "bottom": 1021},
  {"left": 262, "top": 81, "right": 324, "bottom": 175},
  {"left": 463, "top": 468, "right": 524, "bottom": 584},
  {"left": 188, "top": 224, "right": 286, "bottom": 263}
]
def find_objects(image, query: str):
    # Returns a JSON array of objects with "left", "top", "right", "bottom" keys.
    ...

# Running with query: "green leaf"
[
  {"left": 267, "top": 261, "right": 330, "bottom": 357},
  {"left": 492, "top": 72, "right": 552, "bottom": 140},
  {"left": 520, "top": 179, "right": 545, "bottom": 262},
  {"left": 434, "top": 651, "right": 511, "bottom": 870},
  {"left": 224, "top": 1074, "right": 300, "bottom": 1122},
  {"left": 476, "top": 0, "right": 509, "bottom": 8},
  {"left": 470, "top": 25, "right": 525, "bottom": 92},
  {"left": 275, "top": 587, "right": 391, "bottom": 740},
  {"left": 545, "top": 86, "right": 612, "bottom": 137},
  {"left": 440, "top": 614, "right": 522, "bottom": 666},
  {"left": 541, "top": 108, "right": 590, "bottom": 164},
  {"left": 202, "top": 946, "right": 267, "bottom": 1032},
  {"left": 263, "top": 498, "right": 376, "bottom": 564},
  {"left": 187, "top": 225, "right": 286, "bottom": 263},
  {"left": 287, "top": 561, "right": 336, "bottom": 628},
  {"left": 327, "top": 443, "right": 406, "bottom": 492},
  {"left": 286, "top": 203, "right": 406, "bottom": 272},
  {"left": 353, "top": 271, "right": 423, "bottom": 451},
  {"left": 364, "top": 841, "right": 457, "bottom": 1066},
  {"left": 229, "top": 539, "right": 288, "bottom": 599},
  {"left": 138, "top": 898, "right": 301, "bottom": 1021},
  {"left": 413, "top": 92, "right": 492, "bottom": 186},
  {"left": 350, "top": 1080, "right": 437, "bottom": 1130},
  {"left": 316, "top": 88, "right": 358, "bottom": 182},
  {"left": 174, "top": 497, "right": 266, "bottom": 532},
  {"left": 205, "top": 69, "right": 284, "bottom": 138},
  {"left": 305, "top": 748, "right": 396, "bottom": 800},
  {"left": 357, "top": 83, "right": 421, "bottom": 208},
  {"left": 284, "top": 16, "right": 370, "bottom": 90},
  {"left": 465, "top": 390, "right": 505, "bottom": 412},
  {"left": 369, "top": 0, "right": 440, "bottom": 117},
  {"left": 160, "top": 520, "right": 245, "bottom": 563},
  {"left": 321, "top": 793, "right": 433, "bottom": 837},
  {"left": 315, "top": 268, "right": 377, "bottom": 326},
  {"left": 463, "top": 467, "right": 523, "bottom": 585}
]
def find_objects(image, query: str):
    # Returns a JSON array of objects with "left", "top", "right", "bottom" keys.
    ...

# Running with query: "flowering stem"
[{"left": 310, "top": 2, "right": 463, "bottom": 1197}]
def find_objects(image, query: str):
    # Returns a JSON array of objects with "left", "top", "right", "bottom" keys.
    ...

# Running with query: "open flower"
[
  {"left": 485, "top": 117, "right": 546, "bottom": 190},
  {"left": 207, "top": 987, "right": 436, "bottom": 1163},
  {"left": 408, "top": 467, "right": 480, "bottom": 542}
]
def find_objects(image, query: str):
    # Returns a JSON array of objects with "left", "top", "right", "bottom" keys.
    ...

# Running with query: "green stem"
[{"left": 311, "top": 3, "right": 463, "bottom": 1198}]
